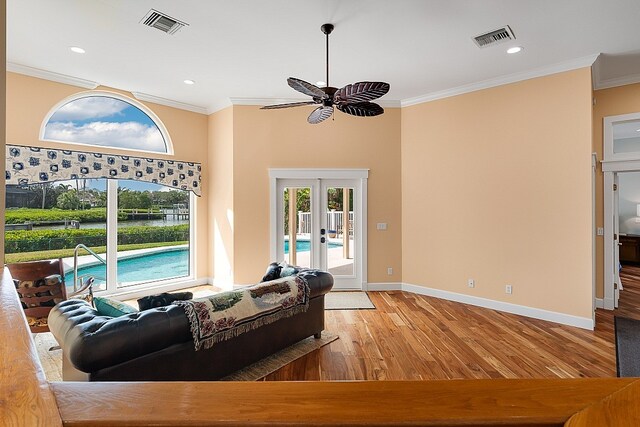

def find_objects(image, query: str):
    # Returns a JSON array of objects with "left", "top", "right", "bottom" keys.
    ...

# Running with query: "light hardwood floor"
[
  {"left": 263, "top": 268, "right": 640, "bottom": 381},
  {"left": 120, "top": 269, "right": 640, "bottom": 381}
]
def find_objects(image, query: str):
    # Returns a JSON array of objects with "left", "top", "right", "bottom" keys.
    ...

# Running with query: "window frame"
[{"left": 39, "top": 90, "right": 175, "bottom": 155}]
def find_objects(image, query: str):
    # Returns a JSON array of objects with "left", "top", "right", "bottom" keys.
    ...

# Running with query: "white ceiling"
[{"left": 7, "top": 0, "right": 640, "bottom": 114}]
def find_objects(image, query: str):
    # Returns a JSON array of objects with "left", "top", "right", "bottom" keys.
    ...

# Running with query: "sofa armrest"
[
  {"left": 48, "top": 299, "right": 191, "bottom": 373},
  {"left": 298, "top": 269, "right": 333, "bottom": 298}
]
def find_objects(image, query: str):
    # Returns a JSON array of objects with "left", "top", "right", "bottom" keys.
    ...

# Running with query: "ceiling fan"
[{"left": 261, "top": 23, "right": 390, "bottom": 124}]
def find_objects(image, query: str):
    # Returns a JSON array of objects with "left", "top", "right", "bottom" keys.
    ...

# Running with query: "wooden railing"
[{"left": 1, "top": 267, "right": 639, "bottom": 427}]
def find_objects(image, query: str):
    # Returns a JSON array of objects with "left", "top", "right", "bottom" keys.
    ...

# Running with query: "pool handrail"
[{"left": 72, "top": 244, "right": 106, "bottom": 292}]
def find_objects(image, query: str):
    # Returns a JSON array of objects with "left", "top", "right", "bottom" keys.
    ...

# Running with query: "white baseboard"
[
  {"left": 365, "top": 282, "right": 403, "bottom": 291},
  {"left": 365, "top": 282, "right": 594, "bottom": 330},
  {"left": 595, "top": 298, "right": 604, "bottom": 309}
]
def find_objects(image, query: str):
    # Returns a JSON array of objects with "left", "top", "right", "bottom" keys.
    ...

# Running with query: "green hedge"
[
  {"left": 4, "top": 208, "right": 167, "bottom": 224},
  {"left": 4, "top": 208, "right": 117, "bottom": 224},
  {"left": 5, "top": 224, "right": 189, "bottom": 253}
]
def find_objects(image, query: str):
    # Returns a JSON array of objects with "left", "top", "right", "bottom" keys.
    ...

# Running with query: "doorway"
[
  {"left": 269, "top": 169, "right": 368, "bottom": 290},
  {"left": 603, "top": 112, "right": 640, "bottom": 310}
]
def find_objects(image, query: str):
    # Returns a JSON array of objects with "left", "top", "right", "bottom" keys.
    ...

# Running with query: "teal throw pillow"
[{"left": 94, "top": 296, "right": 138, "bottom": 318}]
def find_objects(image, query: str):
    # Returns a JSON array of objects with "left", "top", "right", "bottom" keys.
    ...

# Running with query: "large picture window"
[{"left": 4, "top": 179, "right": 193, "bottom": 294}]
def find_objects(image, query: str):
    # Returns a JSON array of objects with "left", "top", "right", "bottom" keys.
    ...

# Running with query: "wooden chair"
[{"left": 7, "top": 259, "right": 67, "bottom": 334}]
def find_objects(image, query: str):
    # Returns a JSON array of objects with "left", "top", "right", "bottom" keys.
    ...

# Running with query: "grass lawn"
[{"left": 4, "top": 241, "right": 187, "bottom": 263}]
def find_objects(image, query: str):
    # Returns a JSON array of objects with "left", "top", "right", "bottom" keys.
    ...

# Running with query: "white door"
[
  {"left": 270, "top": 170, "right": 367, "bottom": 290},
  {"left": 614, "top": 173, "right": 622, "bottom": 308},
  {"left": 320, "top": 180, "right": 361, "bottom": 289}
]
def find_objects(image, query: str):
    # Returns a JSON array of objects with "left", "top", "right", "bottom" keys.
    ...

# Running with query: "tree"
[{"left": 57, "top": 190, "right": 81, "bottom": 210}]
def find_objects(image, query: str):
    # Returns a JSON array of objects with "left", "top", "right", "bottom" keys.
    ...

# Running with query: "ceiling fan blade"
[
  {"left": 336, "top": 102, "right": 384, "bottom": 117},
  {"left": 288, "top": 77, "right": 327, "bottom": 99},
  {"left": 261, "top": 101, "right": 317, "bottom": 110},
  {"left": 335, "top": 82, "right": 390, "bottom": 104},
  {"left": 307, "top": 106, "right": 334, "bottom": 124}
]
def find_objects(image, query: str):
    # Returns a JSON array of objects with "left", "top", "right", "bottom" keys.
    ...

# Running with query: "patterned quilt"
[{"left": 175, "top": 276, "right": 310, "bottom": 351}]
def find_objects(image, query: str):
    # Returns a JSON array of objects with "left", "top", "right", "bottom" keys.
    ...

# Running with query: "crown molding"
[
  {"left": 594, "top": 72, "right": 640, "bottom": 91},
  {"left": 401, "top": 53, "right": 600, "bottom": 108},
  {"left": 132, "top": 92, "right": 208, "bottom": 115},
  {"left": 7, "top": 62, "right": 99, "bottom": 89},
  {"left": 229, "top": 97, "right": 401, "bottom": 108}
]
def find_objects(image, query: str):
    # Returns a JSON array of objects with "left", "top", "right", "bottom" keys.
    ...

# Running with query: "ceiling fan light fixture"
[{"left": 261, "top": 23, "right": 390, "bottom": 124}]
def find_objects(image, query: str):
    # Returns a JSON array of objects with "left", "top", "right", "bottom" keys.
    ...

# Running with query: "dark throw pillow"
[
  {"left": 137, "top": 291, "right": 193, "bottom": 311},
  {"left": 261, "top": 262, "right": 282, "bottom": 282}
]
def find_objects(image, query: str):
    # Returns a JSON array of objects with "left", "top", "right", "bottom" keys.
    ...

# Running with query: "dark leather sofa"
[{"left": 48, "top": 269, "right": 333, "bottom": 381}]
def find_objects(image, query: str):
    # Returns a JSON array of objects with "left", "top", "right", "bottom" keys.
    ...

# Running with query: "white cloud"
[
  {"left": 50, "top": 97, "right": 129, "bottom": 121},
  {"left": 43, "top": 121, "right": 166, "bottom": 152}
]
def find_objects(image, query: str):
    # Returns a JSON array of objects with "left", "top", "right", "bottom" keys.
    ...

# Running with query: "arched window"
[{"left": 40, "top": 91, "right": 173, "bottom": 154}]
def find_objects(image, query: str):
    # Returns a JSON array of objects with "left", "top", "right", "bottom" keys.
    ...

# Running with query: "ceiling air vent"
[
  {"left": 473, "top": 25, "right": 516, "bottom": 48},
  {"left": 141, "top": 9, "right": 188, "bottom": 35}
]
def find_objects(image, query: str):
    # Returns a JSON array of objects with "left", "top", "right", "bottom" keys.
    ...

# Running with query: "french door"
[{"left": 270, "top": 170, "right": 367, "bottom": 290}]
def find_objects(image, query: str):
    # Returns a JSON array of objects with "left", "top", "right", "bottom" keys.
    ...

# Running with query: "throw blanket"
[{"left": 175, "top": 276, "right": 310, "bottom": 351}]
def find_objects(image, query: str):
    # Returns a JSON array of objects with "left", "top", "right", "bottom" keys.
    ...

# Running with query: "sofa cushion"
[{"left": 94, "top": 296, "right": 138, "bottom": 318}]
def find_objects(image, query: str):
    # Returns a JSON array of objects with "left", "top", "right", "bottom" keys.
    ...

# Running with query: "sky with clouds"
[{"left": 43, "top": 96, "right": 166, "bottom": 153}]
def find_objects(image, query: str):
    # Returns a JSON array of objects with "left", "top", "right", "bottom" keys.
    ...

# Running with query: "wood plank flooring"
[
  {"left": 123, "top": 269, "right": 640, "bottom": 382},
  {"left": 263, "top": 268, "right": 640, "bottom": 381}
]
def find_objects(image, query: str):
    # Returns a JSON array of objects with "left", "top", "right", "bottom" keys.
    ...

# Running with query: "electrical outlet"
[
  {"left": 387, "top": 267, "right": 393, "bottom": 275},
  {"left": 505, "top": 285, "right": 513, "bottom": 294},
  {"left": 597, "top": 227, "right": 604, "bottom": 236},
  {"left": 467, "top": 279, "right": 475, "bottom": 288},
  {"left": 377, "top": 223, "right": 388, "bottom": 231}
]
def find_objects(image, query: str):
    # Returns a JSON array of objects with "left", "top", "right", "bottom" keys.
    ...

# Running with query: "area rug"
[
  {"left": 614, "top": 316, "right": 640, "bottom": 377},
  {"left": 34, "top": 332, "right": 63, "bottom": 382},
  {"left": 324, "top": 291, "right": 375, "bottom": 310},
  {"left": 35, "top": 330, "right": 337, "bottom": 382},
  {"left": 222, "top": 331, "right": 338, "bottom": 380}
]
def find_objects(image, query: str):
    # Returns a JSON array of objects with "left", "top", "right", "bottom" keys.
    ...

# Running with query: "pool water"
[
  {"left": 66, "top": 248, "right": 189, "bottom": 287},
  {"left": 284, "top": 240, "right": 341, "bottom": 253}
]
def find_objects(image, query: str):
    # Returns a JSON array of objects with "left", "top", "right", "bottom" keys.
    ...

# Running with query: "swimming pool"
[
  {"left": 65, "top": 248, "right": 189, "bottom": 287},
  {"left": 284, "top": 240, "right": 341, "bottom": 253}
]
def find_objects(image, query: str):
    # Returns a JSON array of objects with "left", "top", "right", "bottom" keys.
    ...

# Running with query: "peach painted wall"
[
  {"left": 592, "top": 82, "right": 640, "bottom": 299},
  {"left": 0, "top": 1, "right": 6, "bottom": 266},
  {"left": 208, "top": 106, "right": 234, "bottom": 284},
  {"left": 5, "top": 72, "right": 210, "bottom": 277},
  {"left": 401, "top": 68, "right": 594, "bottom": 319},
  {"left": 230, "top": 105, "right": 402, "bottom": 284}
]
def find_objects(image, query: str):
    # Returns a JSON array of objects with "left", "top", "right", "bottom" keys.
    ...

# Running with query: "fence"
[{"left": 297, "top": 211, "right": 353, "bottom": 236}]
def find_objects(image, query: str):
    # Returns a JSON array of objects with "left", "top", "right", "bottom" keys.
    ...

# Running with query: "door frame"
[
  {"left": 602, "top": 111, "right": 640, "bottom": 310},
  {"left": 269, "top": 169, "right": 368, "bottom": 289}
]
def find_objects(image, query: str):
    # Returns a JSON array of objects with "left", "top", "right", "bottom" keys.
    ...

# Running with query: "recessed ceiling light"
[
  {"left": 636, "top": 128, "right": 640, "bottom": 132},
  {"left": 183, "top": 79, "right": 195, "bottom": 85},
  {"left": 70, "top": 46, "right": 86, "bottom": 54},
  {"left": 316, "top": 81, "right": 326, "bottom": 87},
  {"left": 507, "top": 46, "right": 523, "bottom": 54}
]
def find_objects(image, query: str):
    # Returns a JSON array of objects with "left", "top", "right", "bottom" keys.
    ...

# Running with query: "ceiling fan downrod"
[{"left": 321, "top": 23, "right": 334, "bottom": 88}]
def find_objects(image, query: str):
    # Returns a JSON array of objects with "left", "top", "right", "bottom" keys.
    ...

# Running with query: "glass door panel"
[
  {"left": 282, "top": 186, "right": 312, "bottom": 269},
  {"left": 325, "top": 187, "right": 354, "bottom": 277},
  {"left": 116, "top": 180, "right": 190, "bottom": 287}
]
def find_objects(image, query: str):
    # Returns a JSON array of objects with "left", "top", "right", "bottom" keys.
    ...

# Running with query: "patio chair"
[{"left": 7, "top": 259, "right": 67, "bottom": 334}]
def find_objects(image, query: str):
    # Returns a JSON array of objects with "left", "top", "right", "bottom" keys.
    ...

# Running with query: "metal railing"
[
  {"left": 297, "top": 211, "right": 353, "bottom": 235},
  {"left": 72, "top": 244, "right": 106, "bottom": 292}
]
